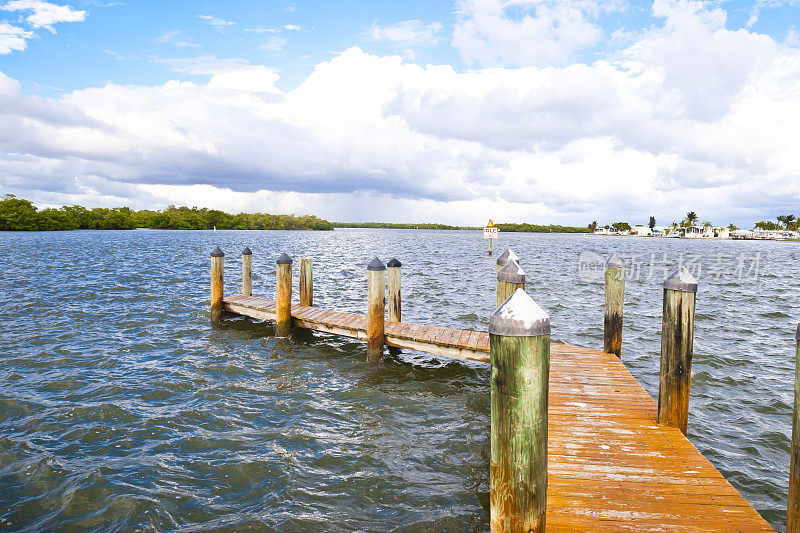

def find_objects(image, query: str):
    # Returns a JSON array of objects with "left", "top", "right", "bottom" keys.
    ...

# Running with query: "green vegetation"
[
  {"left": 611, "top": 221, "right": 631, "bottom": 232},
  {"left": 0, "top": 195, "right": 333, "bottom": 231},
  {"left": 331, "top": 222, "right": 477, "bottom": 230},
  {"left": 495, "top": 223, "right": 590, "bottom": 233},
  {"left": 333, "top": 221, "right": 590, "bottom": 233},
  {"left": 648, "top": 216, "right": 656, "bottom": 229}
]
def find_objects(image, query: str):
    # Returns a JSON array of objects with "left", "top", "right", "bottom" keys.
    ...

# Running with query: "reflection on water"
[{"left": 0, "top": 229, "right": 797, "bottom": 531}]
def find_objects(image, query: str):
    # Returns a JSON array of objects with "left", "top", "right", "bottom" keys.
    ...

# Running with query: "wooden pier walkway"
[{"left": 223, "top": 294, "right": 772, "bottom": 531}]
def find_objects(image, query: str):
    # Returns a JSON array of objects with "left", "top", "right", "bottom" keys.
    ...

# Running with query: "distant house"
[{"left": 594, "top": 227, "right": 616, "bottom": 235}]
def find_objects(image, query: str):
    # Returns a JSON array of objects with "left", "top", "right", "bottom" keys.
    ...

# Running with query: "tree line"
[{"left": 0, "top": 195, "right": 334, "bottom": 231}]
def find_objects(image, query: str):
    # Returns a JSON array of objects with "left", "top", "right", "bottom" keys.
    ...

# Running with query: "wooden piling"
[
  {"left": 604, "top": 252, "right": 625, "bottom": 358},
  {"left": 496, "top": 247, "right": 519, "bottom": 272},
  {"left": 299, "top": 257, "right": 313, "bottom": 307},
  {"left": 657, "top": 267, "right": 697, "bottom": 435},
  {"left": 275, "top": 253, "right": 293, "bottom": 337},
  {"left": 366, "top": 257, "right": 386, "bottom": 362},
  {"left": 210, "top": 247, "right": 224, "bottom": 323},
  {"left": 242, "top": 247, "right": 252, "bottom": 297},
  {"left": 496, "top": 260, "right": 526, "bottom": 308},
  {"left": 489, "top": 288, "right": 550, "bottom": 533},
  {"left": 790, "top": 323, "right": 800, "bottom": 532},
  {"left": 387, "top": 258, "right": 401, "bottom": 323}
]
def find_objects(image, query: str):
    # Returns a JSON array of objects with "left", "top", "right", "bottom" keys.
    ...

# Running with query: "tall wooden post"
[
  {"left": 489, "top": 288, "right": 550, "bottom": 533},
  {"left": 496, "top": 247, "right": 519, "bottom": 272},
  {"left": 275, "top": 253, "right": 293, "bottom": 337},
  {"left": 300, "top": 258, "right": 313, "bottom": 307},
  {"left": 210, "top": 247, "right": 224, "bottom": 323},
  {"left": 789, "top": 323, "right": 800, "bottom": 532},
  {"left": 604, "top": 252, "right": 625, "bottom": 357},
  {"left": 387, "top": 258, "right": 401, "bottom": 323},
  {"left": 366, "top": 257, "right": 386, "bottom": 362},
  {"left": 496, "top": 260, "right": 526, "bottom": 308},
  {"left": 657, "top": 267, "right": 697, "bottom": 435},
  {"left": 242, "top": 247, "right": 252, "bottom": 297}
]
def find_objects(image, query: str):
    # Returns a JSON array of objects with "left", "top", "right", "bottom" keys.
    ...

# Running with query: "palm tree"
[
  {"left": 588, "top": 221, "right": 598, "bottom": 232},
  {"left": 648, "top": 216, "right": 656, "bottom": 229},
  {"left": 778, "top": 214, "right": 796, "bottom": 229},
  {"left": 685, "top": 211, "right": 698, "bottom": 226}
]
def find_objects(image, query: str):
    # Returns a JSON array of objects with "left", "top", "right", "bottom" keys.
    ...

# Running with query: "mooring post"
[
  {"left": 490, "top": 288, "right": 550, "bottom": 533},
  {"left": 366, "top": 257, "right": 386, "bottom": 362},
  {"left": 496, "top": 260, "right": 526, "bottom": 308},
  {"left": 604, "top": 252, "right": 625, "bottom": 357},
  {"left": 657, "top": 267, "right": 697, "bottom": 435},
  {"left": 299, "top": 258, "right": 313, "bottom": 307},
  {"left": 387, "top": 258, "right": 401, "bottom": 323},
  {"left": 789, "top": 323, "right": 800, "bottom": 532},
  {"left": 275, "top": 253, "right": 293, "bottom": 337},
  {"left": 496, "top": 247, "right": 519, "bottom": 272},
  {"left": 242, "top": 247, "right": 252, "bottom": 297},
  {"left": 210, "top": 246, "right": 224, "bottom": 323}
]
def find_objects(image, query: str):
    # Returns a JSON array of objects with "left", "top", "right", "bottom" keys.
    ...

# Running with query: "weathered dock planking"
[{"left": 222, "top": 293, "right": 772, "bottom": 531}]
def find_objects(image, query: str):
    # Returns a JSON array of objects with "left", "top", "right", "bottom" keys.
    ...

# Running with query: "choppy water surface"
[{"left": 1, "top": 229, "right": 798, "bottom": 531}]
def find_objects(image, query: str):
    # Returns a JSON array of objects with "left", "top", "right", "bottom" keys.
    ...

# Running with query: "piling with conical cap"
[
  {"left": 387, "top": 258, "right": 402, "bottom": 323},
  {"left": 657, "top": 266, "right": 698, "bottom": 435},
  {"left": 366, "top": 257, "right": 386, "bottom": 362},
  {"left": 496, "top": 247, "right": 519, "bottom": 272},
  {"left": 242, "top": 247, "right": 252, "bottom": 297},
  {"left": 489, "top": 288, "right": 550, "bottom": 533},
  {"left": 300, "top": 257, "right": 313, "bottom": 307},
  {"left": 789, "top": 323, "right": 800, "bottom": 531},
  {"left": 496, "top": 260, "right": 526, "bottom": 308},
  {"left": 210, "top": 247, "right": 224, "bottom": 323},
  {"left": 275, "top": 253, "right": 293, "bottom": 337},
  {"left": 604, "top": 252, "right": 625, "bottom": 357}
]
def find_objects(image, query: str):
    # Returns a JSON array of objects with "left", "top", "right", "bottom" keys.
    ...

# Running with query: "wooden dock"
[{"left": 223, "top": 293, "right": 772, "bottom": 531}]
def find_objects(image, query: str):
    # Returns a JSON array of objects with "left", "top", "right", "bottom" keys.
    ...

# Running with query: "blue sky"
[{"left": 1, "top": 0, "right": 800, "bottom": 226}]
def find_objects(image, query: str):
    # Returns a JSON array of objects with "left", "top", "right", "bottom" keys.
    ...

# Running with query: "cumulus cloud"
[
  {"left": 0, "top": 21, "right": 32, "bottom": 53},
  {"left": 452, "top": 0, "right": 619, "bottom": 66},
  {"left": 2, "top": 1, "right": 800, "bottom": 225},
  {"left": 368, "top": 20, "right": 442, "bottom": 46},
  {"left": 1, "top": 0, "right": 85, "bottom": 32}
]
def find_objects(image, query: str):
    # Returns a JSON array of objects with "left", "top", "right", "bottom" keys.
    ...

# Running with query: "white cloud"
[
  {"left": 0, "top": 21, "right": 32, "bottom": 54},
  {"left": 1, "top": 0, "right": 85, "bottom": 32},
  {"left": 259, "top": 35, "right": 287, "bottom": 52},
  {"left": 368, "top": 20, "right": 442, "bottom": 46},
  {"left": 2, "top": 3, "right": 800, "bottom": 226},
  {"left": 283, "top": 24, "right": 301, "bottom": 31},
  {"left": 154, "top": 30, "right": 200, "bottom": 48},
  {"left": 197, "top": 14, "right": 235, "bottom": 28},
  {"left": 452, "top": 0, "right": 619, "bottom": 66}
]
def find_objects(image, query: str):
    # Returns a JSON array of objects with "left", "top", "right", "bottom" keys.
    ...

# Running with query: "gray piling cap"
[
  {"left": 664, "top": 266, "right": 698, "bottom": 292},
  {"left": 276, "top": 252, "right": 293, "bottom": 265},
  {"left": 489, "top": 288, "right": 550, "bottom": 337},
  {"left": 387, "top": 258, "right": 402, "bottom": 268},
  {"left": 496, "top": 247, "right": 519, "bottom": 267},
  {"left": 497, "top": 260, "right": 526, "bottom": 284},
  {"left": 367, "top": 257, "right": 386, "bottom": 271},
  {"left": 796, "top": 323, "right": 800, "bottom": 341},
  {"left": 242, "top": 247, "right": 252, "bottom": 256},
  {"left": 606, "top": 251, "right": 624, "bottom": 269},
  {"left": 211, "top": 246, "right": 224, "bottom": 257}
]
